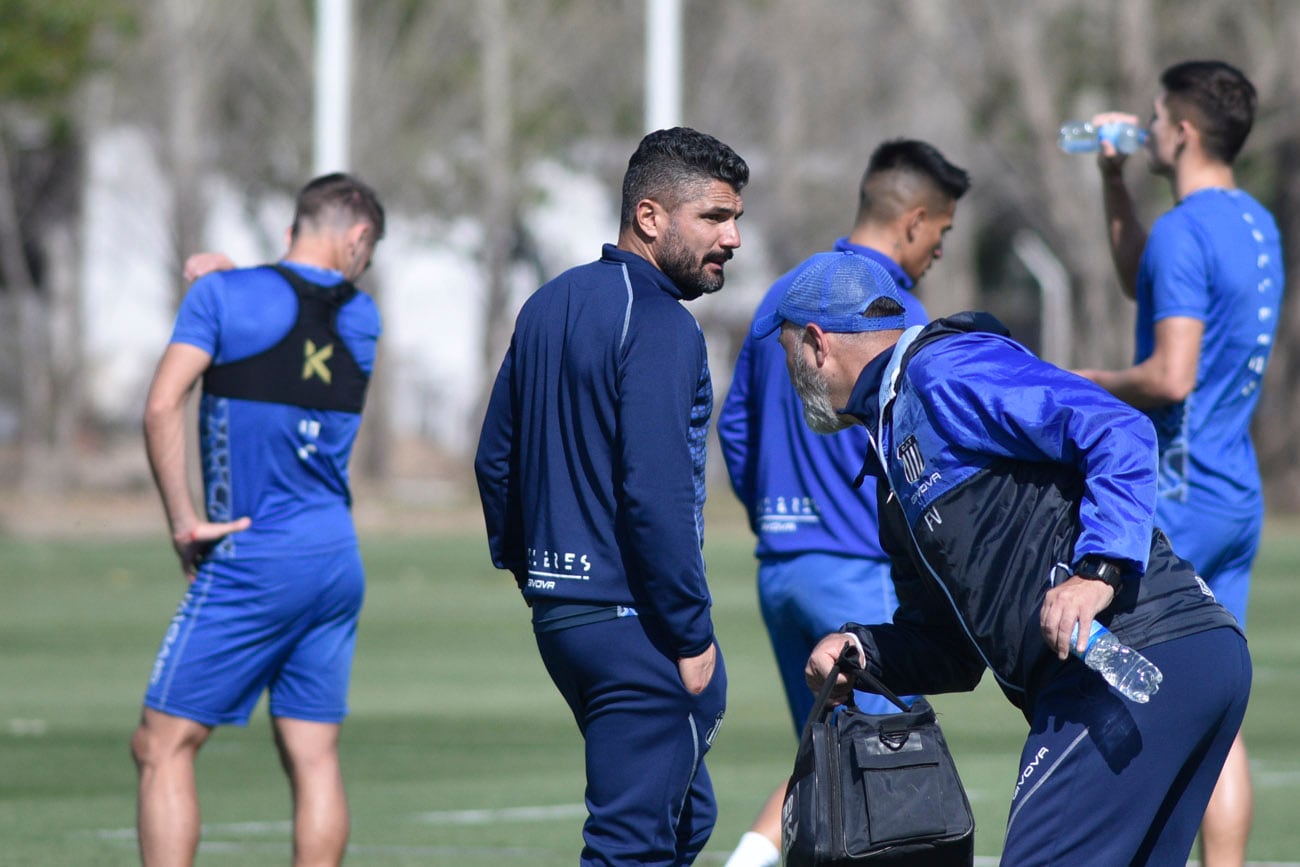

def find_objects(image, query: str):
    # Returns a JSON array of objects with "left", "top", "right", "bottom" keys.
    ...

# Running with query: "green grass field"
[{"left": 2, "top": 510, "right": 1299, "bottom": 865}]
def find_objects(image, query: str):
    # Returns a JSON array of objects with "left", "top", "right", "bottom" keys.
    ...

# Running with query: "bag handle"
[
  {"left": 797, "top": 641, "right": 914, "bottom": 748},
  {"left": 842, "top": 643, "right": 913, "bottom": 714}
]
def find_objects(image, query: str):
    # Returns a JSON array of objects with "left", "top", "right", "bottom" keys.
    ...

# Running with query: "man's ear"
[
  {"left": 905, "top": 206, "right": 927, "bottom": 242},
  {"left": 1175, "top": 117, "right": 1198, "bottom": 156},
  {"left": 634, "top": 198, "right": 664, "bottom": 240},
  {"left": 805, "top": 322, "right": 833, "bottom": 367},
  {"left": 347, "top": 222, "right": 371, "bottom": 248}
]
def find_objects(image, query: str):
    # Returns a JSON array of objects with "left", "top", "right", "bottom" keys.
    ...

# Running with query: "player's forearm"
[
  {"left": 1080, "top": 363, "right": 1182, "bottom": 409},
  {"left": 627, "top": 534, "right": 715, "bottom": 654},
  {"left": 1100, "top": 171, "right": 1146, "bottom": 300},
  {"left": 143, "top": 401, "right": 200, "bottom": 535}
]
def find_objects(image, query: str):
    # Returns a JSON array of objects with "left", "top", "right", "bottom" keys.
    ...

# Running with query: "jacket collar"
[
  {"left": 840, "top": 312, "right": 1013, "bottom": 485},
  {"left": 841, "top": 343, "right": 894, "bottom": 434},
  {"left": 601, "top": 243, "right": 688, "bottom": 300},
  {"left": 842, "top": 346, "right": 895, "bottom": 488},
  {"left": 843, "top": 313, "right": 1013, "bottom": 428}
]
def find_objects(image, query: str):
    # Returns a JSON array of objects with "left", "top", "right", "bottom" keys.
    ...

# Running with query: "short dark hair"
[
  {"left": 292, "top": 173, "right": 386, "bottom": 240},
  {"left": 864, "top": 297, "right": 905, "bottom": 319},
  {"left": 1160, "top": 60, "right": 1256, "bottom": 164},
  {"left": 619, "top": 127, "right": 749, "bottom": 230},
  {"left": 857, "top": 139, "right": 971, "bottom": 220}
]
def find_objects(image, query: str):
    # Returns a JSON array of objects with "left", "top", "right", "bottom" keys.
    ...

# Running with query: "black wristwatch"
[{"left": 1072, "top": 555, "right": 1124, "bottom": 593}]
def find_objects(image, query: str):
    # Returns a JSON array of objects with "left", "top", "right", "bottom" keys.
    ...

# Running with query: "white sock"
[{"left": 722, "top": 830, "right": 780, "bottom": 867}]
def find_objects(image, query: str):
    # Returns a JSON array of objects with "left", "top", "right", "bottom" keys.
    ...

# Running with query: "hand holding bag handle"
[
  {"left": 798, "top": 642, "right": 856, "bottom": 747},
  {"left": 840, "top": 641, "right": 913, "bottom": 713},
  {"left": 785, "top": 640, "right": 975, "bottom": 866},
  {"left": 800, "top": 641, "right": 909, "bottom": 741}
]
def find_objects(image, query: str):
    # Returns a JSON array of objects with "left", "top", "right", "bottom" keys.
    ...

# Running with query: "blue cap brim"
[{"left": 751, "top": 310, "right": 785, "bottom": 340}]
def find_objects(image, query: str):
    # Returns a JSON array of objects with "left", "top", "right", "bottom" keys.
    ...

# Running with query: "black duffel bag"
[{"left": 782, "top": 642, "right": 974, "bottom": 866}]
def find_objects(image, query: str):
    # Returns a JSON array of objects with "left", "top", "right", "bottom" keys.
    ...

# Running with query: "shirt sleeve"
[
  {"left": 617, "top": 302, "right": 715, "bottom": 658},
  {"left": 338, "top": 292, "right": 383, "bottom": 374},
  {"left": 716, "top": 334, "right": 758, "bottom": 522},
  {"left": 474, "top": 344, "right": 527, "bottom": 587},
  {"left": 169, "top": 273, "right": 225, "bottom": 353},
  {"left": 912, "top": 335, "right": 1159, "bottom": 574},
  {"left": 847, "top": 485, "right": 987, "bottom": 695},
  {"left": 1143, "top": 211, "right": 1210, "bottom": 323}
]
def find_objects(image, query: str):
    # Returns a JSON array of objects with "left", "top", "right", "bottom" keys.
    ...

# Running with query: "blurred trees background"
[{"left": 2, "top": 0, "right": 1299, "bottom": 509}]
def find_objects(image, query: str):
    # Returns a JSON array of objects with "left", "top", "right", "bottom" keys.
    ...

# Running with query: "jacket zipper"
[{"left": 874, "top": 401, "right": 1025, "bottom": 698}]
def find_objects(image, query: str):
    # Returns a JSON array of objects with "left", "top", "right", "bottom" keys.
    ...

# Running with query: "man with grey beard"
[
  {"left": 758, "top": 250, "right": 1248, "bottom": 866},
  {"left": 718, "top": 140, "right": 968, "bottom": 867},
  {"left": 789, "top": 345, "right": 853, "bottom": 434}
]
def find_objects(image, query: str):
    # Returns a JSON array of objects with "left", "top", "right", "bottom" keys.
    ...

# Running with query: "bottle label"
[{"left": 1069, "top": 620, "right": 1106, "bottom": 654}]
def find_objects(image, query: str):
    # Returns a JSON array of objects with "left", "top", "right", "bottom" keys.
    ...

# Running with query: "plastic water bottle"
[
  {"left": 1070, "top": 621, "right": 1163, "bottom": 703},
  {"left": 1058, "top": 120, "right": 1148, "bottom": 154}
]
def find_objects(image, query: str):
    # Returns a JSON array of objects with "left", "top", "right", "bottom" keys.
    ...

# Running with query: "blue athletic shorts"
[
  {"left": 758, "top": 552, "right": 913, "bottom": 729},
  {"left": 1156, "top": 501, "right": 1261, "bottom": 628},
  {"left": 143, "top": 546, "right": 365, "bottom": 726}
]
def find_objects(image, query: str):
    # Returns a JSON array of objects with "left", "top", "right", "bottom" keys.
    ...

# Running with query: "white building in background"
[{"left": 79, "top": 127, "right": 768, "bottom": 460}]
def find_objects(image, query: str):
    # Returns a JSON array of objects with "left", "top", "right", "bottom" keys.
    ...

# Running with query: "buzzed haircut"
[
  {"left": 856, "top": 139, "right": 971, "bottom": 224},
  {"left": 619, "top": 127, "right": 749, "bottom": 230},
  {"left": 291, "top": 173, "right": 386, "bottom": 241},
  {"left": 865, "top": 296, "right": 905, "bottom": 319},
  {"left": 1160, "top": 60, "right": 1257, "bottom": 164}
]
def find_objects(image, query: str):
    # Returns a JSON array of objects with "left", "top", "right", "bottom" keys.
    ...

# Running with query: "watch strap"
[{"left": 1073, "top": 555, "right": 1124, "bottom": 592}]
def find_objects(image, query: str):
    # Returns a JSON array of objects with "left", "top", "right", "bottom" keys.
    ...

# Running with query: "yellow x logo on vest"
[{"left": 302, "top": 339, "right": 335, "bottom": 384}]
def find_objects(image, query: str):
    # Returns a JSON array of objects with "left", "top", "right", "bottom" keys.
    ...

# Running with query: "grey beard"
[{"left": 792, "top": 350, "right": 853, "bottom": 434}]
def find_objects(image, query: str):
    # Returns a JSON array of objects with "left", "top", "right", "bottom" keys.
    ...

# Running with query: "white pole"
[
  {"left": 314, "top": 0, "right": 352, "bottom": 174},
  {"left": 644, "top": 0, "right": 682, "bottom": 132},
  {"left": 1012, "top": 230, "right": 1073, "bottom": 366}
]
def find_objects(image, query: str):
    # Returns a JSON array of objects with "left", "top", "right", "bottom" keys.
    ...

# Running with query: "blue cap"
[{"left": 751, "top": 251, "right": 907, "bottom": 339}]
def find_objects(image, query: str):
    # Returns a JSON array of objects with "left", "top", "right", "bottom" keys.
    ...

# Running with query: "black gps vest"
[{"left": 202, "top": 265, "right": 369, "bottom": 413}]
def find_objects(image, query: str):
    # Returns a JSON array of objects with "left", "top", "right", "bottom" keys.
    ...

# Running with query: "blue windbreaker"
[
  {"left": 844, "top": 314, "right": 1241, "bottom": 717},
  {"left": 475, "top": 244, "right": 715, "bottom": 659}
]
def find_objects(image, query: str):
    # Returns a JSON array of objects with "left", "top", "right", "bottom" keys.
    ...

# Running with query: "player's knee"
[
  {"left": 272, "top": 721, "right": 341, "bottom": 771},
  {"left": 276, "top": 741, "right": 339, "bottom": 779},
  {"left": 130, "top": 714, "right": 206, "bottom": 769},
  {"left": 130, "top": 723, "right": 158, "bottom": 769}
]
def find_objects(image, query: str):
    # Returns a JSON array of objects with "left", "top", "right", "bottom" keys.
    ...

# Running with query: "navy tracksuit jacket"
[
  {"left": 475, "top": 244, "right": 726, "bottom": 865},
  {"left": 475, "top": 242, "right": 716, "bottom": 659}
]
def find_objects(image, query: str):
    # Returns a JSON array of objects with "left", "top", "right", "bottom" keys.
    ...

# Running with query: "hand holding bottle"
[
  {"left": 1040, "top": 574, "right": 1116, "bottom": 659},
  {"left": 1070, "top": 621, "right": 1163, "bottom": 703},
  {"left": 1058, "top": 111, "right": 1147, "bottom": 167}
]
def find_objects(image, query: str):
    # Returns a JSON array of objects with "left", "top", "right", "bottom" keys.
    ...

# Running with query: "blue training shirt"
[
  {"left": 170, "top": 261, "right": 381, "bottom": 558},
  {"left": 717, "top": 239, "right": 927, "bottom": 560},
  {"left": 475, "top": 244, "right": 716, "bottom": 659},
  {"left": 1136, "top": 188, "right": 1284, "bottom": 515}
]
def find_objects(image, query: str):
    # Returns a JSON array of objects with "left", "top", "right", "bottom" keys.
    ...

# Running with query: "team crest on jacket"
[{"left": 898, "top": 435, "right": 926, "bottom": 484}]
